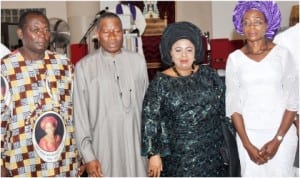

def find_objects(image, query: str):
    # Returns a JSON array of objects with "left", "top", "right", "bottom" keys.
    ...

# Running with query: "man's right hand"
[{"left": 86, "top": 160, "right": 103, "bottom": 177}]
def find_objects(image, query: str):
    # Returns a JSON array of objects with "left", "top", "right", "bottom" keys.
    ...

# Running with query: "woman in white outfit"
[{"left": 225, "top": 1, "right": 298, "bottom": 176}]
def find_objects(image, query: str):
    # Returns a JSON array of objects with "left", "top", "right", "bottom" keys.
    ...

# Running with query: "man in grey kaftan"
[{"left": 73, "top": 12, "right": 148, "bottom": 177}]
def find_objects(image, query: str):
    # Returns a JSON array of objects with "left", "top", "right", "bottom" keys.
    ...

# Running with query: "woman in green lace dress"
[{"left": 141, "top": 21, "right": 229, "bottom": 177}]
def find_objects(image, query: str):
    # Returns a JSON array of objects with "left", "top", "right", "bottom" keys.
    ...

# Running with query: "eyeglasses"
[{"left": 242, "top": 20, "right": 266, "bottom": 27}]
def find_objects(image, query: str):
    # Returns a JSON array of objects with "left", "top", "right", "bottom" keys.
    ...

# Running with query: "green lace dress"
[{"left": 141, "top": 65, "right": 228, "bottom": 177}]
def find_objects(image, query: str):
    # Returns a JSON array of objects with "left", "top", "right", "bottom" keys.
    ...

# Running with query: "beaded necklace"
[{"left": 172, "top": 64, "right": 195, "bottom": 77}]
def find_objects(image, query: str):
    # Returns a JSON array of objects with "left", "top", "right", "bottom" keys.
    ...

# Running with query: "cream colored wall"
[
  {"left": 1, "top": 1, "right": 100, "bottom": 54},
  {"left": 176, "top": 1, "right": 212, "bottom": 35},
  {"left": 66, "top": 1, "right": 100, "bottom": 44},
  {"left": 175, "top": 1, "right": 298, "bottom": 40},
  {"left": 1, "top": 1, "right": 68, "bottom": 21},
  {"left": 1, "top": 1, "right": 298, "bottom": 49},
  {"left": 211, "top": 1, "right": 298, "bottom": 39}
]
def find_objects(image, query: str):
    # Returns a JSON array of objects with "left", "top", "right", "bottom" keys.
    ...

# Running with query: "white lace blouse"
[{"left": 225, "top": 45, "right": 298, "bottom": 130}]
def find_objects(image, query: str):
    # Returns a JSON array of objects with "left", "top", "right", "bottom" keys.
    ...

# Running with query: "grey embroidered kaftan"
[{"left": 74, "top": 48, "right": 148, "bottom": 177}]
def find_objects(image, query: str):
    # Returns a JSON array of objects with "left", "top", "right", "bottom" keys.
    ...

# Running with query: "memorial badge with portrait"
[
  {"left": 1, "top": 75, "right": 10, "bottom": 106},
  {"left": 32, "top": 111, "right": 66, "bottom": 162}
]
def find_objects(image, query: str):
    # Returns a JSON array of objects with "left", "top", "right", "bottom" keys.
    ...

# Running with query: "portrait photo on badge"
[
  {"left": 1, "top": 75, "right": 10, "bottom": 106},
  {"left": 33, "top": 111, "right": 66, "bottom": 162}
]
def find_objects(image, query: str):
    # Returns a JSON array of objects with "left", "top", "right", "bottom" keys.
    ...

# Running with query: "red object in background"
[
  {"left": 210, "top": 39, "right": 244, "bottom": 69},
  {"left": 210, "top": 38, "right": 230, "bottom": 69},
  {"left": 229, "top": 39, "right": 245, "bottom": 53},
  {"left": 70, "top": 44, "right": 88, "bottom": 65},
  {"left": 142, "top": 36, "right": 164, "bottom": 80},
  {"left": 142, "top": 36, "right": 162, "bottom": 63}
]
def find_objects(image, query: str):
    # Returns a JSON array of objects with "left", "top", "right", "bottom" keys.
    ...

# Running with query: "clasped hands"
[{"left": 247, "top": 138, "right": 281, "bottom": 165}]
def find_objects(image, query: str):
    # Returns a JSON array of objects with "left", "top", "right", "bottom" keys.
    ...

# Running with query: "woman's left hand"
[
  {"left": 259, "top": 138, "right": 281, "bottom": 161},
  {"left": 148, "top": 154, "right": 163, "bottom": 177}
]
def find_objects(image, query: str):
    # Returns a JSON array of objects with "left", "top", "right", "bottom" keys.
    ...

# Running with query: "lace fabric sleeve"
[
  {"left": 225, "top": 53, "right": 242, "bottom": 118},
  {"left": 141, "top": 75, "right": 171, "bottom": 157},
  {"left": 282, "top": 50, "right": 299, "bottom": 111}
]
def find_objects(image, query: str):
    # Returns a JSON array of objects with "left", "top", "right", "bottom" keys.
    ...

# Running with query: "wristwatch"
[{"left": 276, "top": 135, "right": 283, "bottom": 141}]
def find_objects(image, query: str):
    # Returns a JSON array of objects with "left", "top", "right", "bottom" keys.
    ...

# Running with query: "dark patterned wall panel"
[
  {"left": 123, "top": 1, "right": 175, "bottom": 80},
  {"left": 128, "top": 1, "right": 175, "bottom": 24},
  {"left": 142, "top": 35, "right": 161, "bottom": 63}
]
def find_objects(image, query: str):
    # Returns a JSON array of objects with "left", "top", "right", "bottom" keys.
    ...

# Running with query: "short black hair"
[
  {"left": 18, "top": 10, "right": 49, "bottom": 30},
  {"left": 96, "top": 12, "right": 122, "bottom": 30}
]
